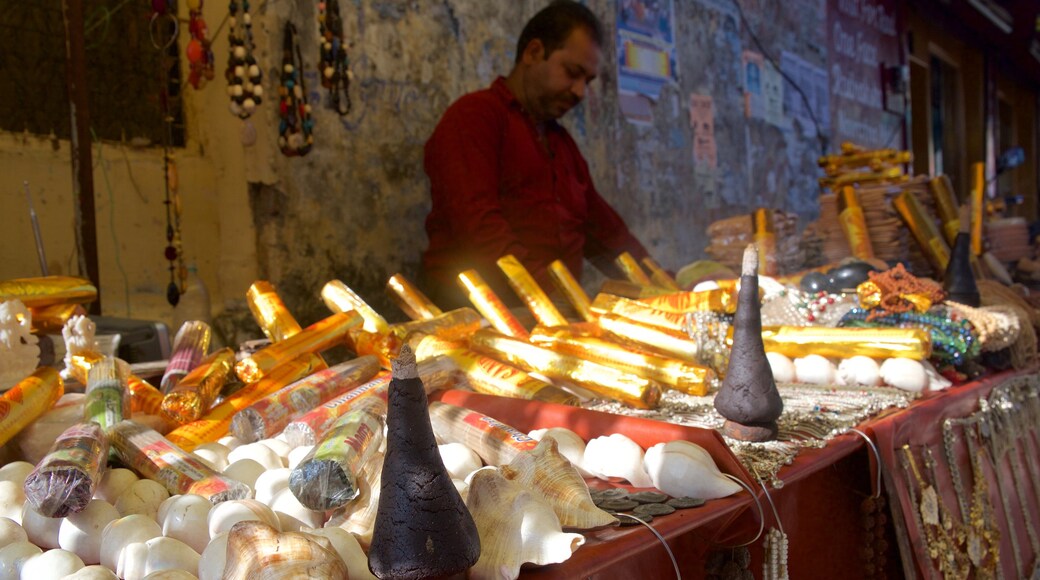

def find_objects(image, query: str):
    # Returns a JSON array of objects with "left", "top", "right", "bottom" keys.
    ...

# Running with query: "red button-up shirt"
[{"left": 421, "top": 78, "right": 648, "bottom": 306}]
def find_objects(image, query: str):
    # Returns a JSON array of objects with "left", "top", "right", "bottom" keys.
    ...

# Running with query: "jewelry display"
[
  {"left": 226, "top": 0, "right": 263, "bottom": 118},
  {"left": 900, "top": 444, "right": 970, "bottom": 577},
  {"left": 840, "top": 306, "right": 980, "bottom": 366},
  {"left": 186, "top": 0, "right": 215, "bottom": 89},
  {"left": 760, "top": 289, "right": 857, "bottom": 327},
  {"left": 963, "top": 424, "right": 1012, "bottom": 577},
  {"left": 319, "top": 0, "right": 353, "bottom": 115},
  {"left": 278, "top": 22, "right": 314, "bottom": 156}
]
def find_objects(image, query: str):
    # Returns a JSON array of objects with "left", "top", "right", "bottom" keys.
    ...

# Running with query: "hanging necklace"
[
  {"left": 318, "top": 0, "right": 352, "bottom": 115},
  {"left": 278, "top": 22, "right": 314, "bottom": 156},
  {"left": 186, "top": 0, "right": 215, "bottom": 89},
  {"left": 226, "top": 0, "right": 263, "bottom": 118}
]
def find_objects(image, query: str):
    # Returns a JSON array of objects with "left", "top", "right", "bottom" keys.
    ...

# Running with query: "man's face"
[{"left": 523, "top": 27, "right": 601, "bottom": 122}]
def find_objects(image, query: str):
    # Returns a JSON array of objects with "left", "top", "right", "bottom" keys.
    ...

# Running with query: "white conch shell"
[
  {"left": 287, "top": 445, "right": 312, "bottom": 470},
  {"left": 19, "top": 547, "right": 84, "bottom": 579},
  {"left": 61, "top": 565, "right": 118, "bottom": 579},
  {"left": 0, "top": 299, "right": 40, "bottom": 391},
  {"left": 191, "top": 443, "right": 231, "bottom": 472},
  {"left": 0, "top": 481, "right": 25, "bottom": 524},
  {"left": 793, "top": 354, "right": 838, "bottom": 385},
  {"left": 765, "top": 352, "right": 796, "bottom": 383},
  {"left": 118, "top": 536, "right": 200, "bottom": 580},
  {"left": 643, "top": 441, "right": 742, "bottom": 500},
  {"left": 217, "top": 436, "right": 243, "bottom": 451},
  {"left": 59, "top": 499, "right": 120, "bottom": 565},
  {"left": 0, "top": 462, "right": 34, "bottom": 485},
  {"left": 268, "top": 487, "right": 323, "bottom": 532},
  {"left": 438, "top": 443, "right": 483, "bottom": 480},
  {"left": 257, "top": 438, "right": 291, "bottom": 461},
  {"left": 227, "top": 443, "right": 284, "bottom": 471},
  {"left": 207, "top": 500, "right": 280, "bottom": 539},
  {"left": 528, "top": 427, "right": 592, "bottom": 477},
  {"left": 114, "top": 479, "right": 170, "bottom": 521},
  {"left": 0, "top": 540, "right": 41, "bottom": 577},
  {"left": 300, "top": 527, "right": 377, "bottom": 580},
  {"left": 252, "top": 468, "right": 290, "bottom": 506},
  {"left": 923, "top": 360, "right": 952, "bottom": 391},
  {"left": 197, "top": 532, "right": 227, "bottom": 580},
  {"left": 879, "top": 358, "right": 928, "bottom": 392},
  {"left": 582, "top": 434, "right": 653, "bottom": 488},
  {"left": 221, "top": 521, "right": 347, "bottom": 580},
  {"left": 0, "top": 518, "right": 26, "bottom": 549},
  {"left": 141, "top": 570, "right": 198, "bottom": 579},
  {"left": 159, "top": 494, "right": 212, "bottom": 554},
  {"left": 324, "top": 451, "right": 382, "bottom": 548},
  {"left": 21, "top": 502, "right": 62, "bottom": 549},
  {"left": 501, "top": 438, "right": 616, "bottom": 529},
  {"left": 100, "top": 514, "right": 162, "bottom": 573},
  {"left": 467, "top": 468, "right": 585, "bottom": 580},
  {"left": 837, "top": 356, "right": 881, "bottom": 387},
  {"left": 221, "top": 459, "right": 266, "bottom": 489},
  {"left": 94, "top": 468, "right": 139, "bottom": 504}
]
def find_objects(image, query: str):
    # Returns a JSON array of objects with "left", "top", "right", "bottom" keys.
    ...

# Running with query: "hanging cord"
[
  {"left": 615, "top": 514, "right": 682, "bottom": 580},
  {"left": 90, "top": 129, "right": 132, "bottom": 316},
  {"left": 719, "top": 473, "right": 766, "bottom": 548},
  {"left": 849, "top": 428, "right": 884, "bottom": 497}
]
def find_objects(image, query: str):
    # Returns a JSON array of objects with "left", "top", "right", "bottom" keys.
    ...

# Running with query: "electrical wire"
[
  {"left": 91, "top": 128, "right": 132, "bottom": 317},
  {"left": 615, "top": 513, "right": 682, "bottom": 580},
  {"left": 849, "top": 428, "right": 883, "bottom": 497},
  {"left": 731, "top": 0, "right": 829, "bottom": 155},
  {"left": 720, "top": 473, "right": 766, "bottom": 548}
]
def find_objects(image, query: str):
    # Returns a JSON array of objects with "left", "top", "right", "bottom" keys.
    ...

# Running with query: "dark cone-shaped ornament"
[
  {"left": 943, "top": 205, "right": 980, "bottom": 307},
  {"left": 713, "top": 245, "right": 784, "bottom": 441},
  {"left": 368, "top": 345, "right": 480, "bottom": 579}
]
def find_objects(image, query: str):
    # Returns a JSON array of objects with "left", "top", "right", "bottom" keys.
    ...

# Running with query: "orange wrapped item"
[
  {"left": 838, "top": 186, "right": 875, "bottom": 260},
  {"left": 457, "top": 270, "right": 529, "bottom": 339},
  {"left": 548, "top": 260, "right": 594, "bottom": 322},
  {"left": 246, "top": 281, "right": 328, "bottom": 371},
  {"left": 322, "top": 280, "right": 390, "bottom": 333},
  {"left": 386, "top": 274, "right": 443, "bottom": 321},
  {"left": 636, "top": 288, "right": 736, "bottom": 314},
  {"left": 590, "top": 293, "right": 687, "bottom": 333},
  {"left": 497, "top": 255, "right": 568, "bottom": 327},
  {"left": 600, "top": 279, "right": 671, "bottom": 299},
  {"left": 752, "top": 208, "right": 778, "bottom": 276},
  {"left": 66, "top": 349, "right": 164, "bottom": 416},
  {"left": 161, "top": 348, "right": 236, "bottom": 423},
  {"left": 615, "top": 252, "right": 654, "bottom": 286},
  {"left": 893, "top": 190, "right": 950, "bottom": 272},
  {"left": 0, "top": 367, "right": 64, "bottom": 446},
  {"left": 597, "top": 313, "right": 700, "bottom": 363},
  {"left": 641, "top": 257, "right": 681, "bottom": 291},
  {"left": 235, "top": 311, "right": 363, "bottom": 383},
  {"left": 0, "top": 276, "right": 96, "bottom": 308},
  {"left": 29, "top": 303, "right": 84, "bottom": 334}
]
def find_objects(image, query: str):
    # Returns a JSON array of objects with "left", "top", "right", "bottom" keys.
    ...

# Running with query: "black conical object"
[
  {"left": 713, "top": 245, "right": 783, "bottom": 441},
  {"left": 943, "top": 206, "right": 980, "bottom": 307},
  {"left": 368, "top": 345, "right": 480, "bottom": 579}
]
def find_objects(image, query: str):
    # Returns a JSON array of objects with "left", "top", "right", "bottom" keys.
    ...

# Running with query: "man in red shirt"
[{"left": 421, "top": 0, "right": 649, "bottom": 309}]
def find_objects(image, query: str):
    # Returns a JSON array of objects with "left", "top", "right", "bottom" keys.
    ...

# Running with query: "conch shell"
[
  {"left": 643, "top": 441, "right": 741, "bottom": 499},
  {"left": 582, "top": 434, "right": 653, "bottom": 488},
  {"left": 324, "top": 451, "right": 382, "bottom": 548},
  {"left": 501, "top": 438, "right": 616, "bottom": 529},
  {"left": 527, "top": 427, "right": 591, "bottom": 477},
  {"left": 466, "top": 468, "right": 585, "bottom": 580},
  {"left": 221, "top": 520, "right": 347, "bottom": 580}
]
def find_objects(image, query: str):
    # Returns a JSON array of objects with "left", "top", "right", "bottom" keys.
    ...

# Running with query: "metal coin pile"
[{"left": 590, "top": 488, "right": 705, "bottom": 526}]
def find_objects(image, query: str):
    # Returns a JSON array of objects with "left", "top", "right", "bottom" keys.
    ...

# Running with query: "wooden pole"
[{"left": 61, "top": 0, "right": 101, "bottom": 314}]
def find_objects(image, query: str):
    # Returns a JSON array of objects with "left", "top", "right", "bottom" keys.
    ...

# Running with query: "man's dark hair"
[{"left": 515, "top": 0, "right": 604, "bottom": 64}]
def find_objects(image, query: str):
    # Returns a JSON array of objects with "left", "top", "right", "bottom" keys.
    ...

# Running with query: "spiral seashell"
[
  {"left": 643, "top": 440, "right": 741, "bottom": 500},
  {"left": 527, "top": 427, "right": 592, "bottom": 477},
  {"left": 221, "top": 520, "right": 347, "bottom": 580},
  {"left": 582, "top": 434, "right": 653, "bottom": 487}
]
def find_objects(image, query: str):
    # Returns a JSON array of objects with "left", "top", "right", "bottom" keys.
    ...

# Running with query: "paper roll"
[
  {"left": 497, "top": 255, "right": 568, "bottom": 327},
  {"left": 457, "top": 270, "right": 529, "bottom": 339},
  {"left": 752, "top": 208, "right": 779, "bottom": 276},
  {"left": 744, "top": 326, "right": 932, "bottom": 361},
  {"left": 161, "top": 348, "right": 236, "bottom": 423},
  {"left": 893, "top": 191, "right": 950, "bottom": 272},
  {"left": 970, "top": 162, "right": 985, "bottom": 256},
  {"left": 247, "top": 281, "right": 305, "bottom": 342},
  {"left": 161, "top": 321, "right": 212, "bottom": 393},
  {"left": 322, "top": 280, "right": 390, "bottom": 333},
  {"left": 235, "top": 310, "right": 363, "bottom": 383},
  {"left": 838, "top": 186, "right": 875, "bottom": 260},
  {"left": 641, "top": 257, "right": 681, "bottom": 291},
  {"left": 427, "top": 402, "right": 538, "bottom": 466},
  {"left": 0, "top": 276, "right": 97, "bottom": 309},
  {"left": 928, "top": 175, "right": 961, "bottom": 245},
  {"left": 590, "top": 293, "right": 687, "bottom": 333},
  {"left": 615, "top": 252, "right": 654, "bottom": 286},
  {"left": 0, "top": 367, "right": 64, "bottom": 447},
  {"left": 548, "top": 260, "right": 594, "bottom": 322},
  {"left": 386, "top": 274, "right": 443, "bottom": 321}
]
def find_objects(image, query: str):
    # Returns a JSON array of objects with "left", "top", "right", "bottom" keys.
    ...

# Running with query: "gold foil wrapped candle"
[
  {"left": 497, "top": 255, "right": 569, "bottom": 327},
  {"left": 66, "top": 349, "right": 164, "bottom": 416},
  {"left": 838, "top": 186, "right": 875, "bottom": 260},
  {"left": 283, "top": 372, "right": 392, "bottom": 448},
  {"left": 457, "top": 270, "right": 529, "bottom": 339},
  {"left": 893, "top": 191, "right": 951, "bottom": 272},
  {"left": 161, "top": 321, "right": 212, "bottom": 393},
  {"left": 414, "top": 335, "right": 577, "bottom": 405},
  {"left": 615, "top": 252, "right": 654, "bottom": 286},
  {"left": 928, "top": 175, "right": 961, "bottom": 244},
  {"left": 0, "top": 276, "right": 97, "bottom": 308},
  {"left": 386, "top": 274, "right": 443, "bottom": 321},
  {"left": 468, "top": 329, "right": 662, "bottom": 409},
  {"left": 641, "top": 257, "right": 681, "bottom": 291},
  {"left": 548, "top": 260, "right": 594, "bottom": 322},
  {"left": 0, "top": 367, "right": 64, "bottom": 447},
  {"left": 427, "top": 402, "right": 538, "bottom": 466},
  {"left": 752, "top": 208, "right": 779, "bottom": 276},
  {"left": 970, "top": 162, "right": 985, "bottom": 256},
  {"left": 529, "top": 327, "right": 713, "bottom": 396},
  {"left": 590, "top": 293, "right": 687, "bottom": 333},
  {"left": 247, "top": 281, "right": 305, "bottom": 342},
  {"left": 235, "top": 310, "right": 363, "bottom": 383},
  {"left": 349, "top": 308, "right": 484, "bottom": 368},
  {"left": 85, "top": 357, "right": 132, "bottom": 431},
  {"left": 161, "top": 348, "right": 236, "bottom": 423},
  {"left": 24, "top": 422, "right": 109, "bottom": 517},
  {"left": 597, "top": 313, "right": 700, "bottom": 363},
  {"left": 600, "top": 279, "right": 671, "bottom": 299},
  {"left": 747, "top": 326, "right": 931, "bottom": 361},
  {"left": 167, "top": 355, "right": 319, "bottom": 451},
  {"left": 29, "top": 303, "right": 84, "bottom": 334},
  {"left": 230, "top": 355, "right": 380, "bottom": 443},
  {"left": 637, "top": 288, "right": 737, "bottom": 314},
  {"left": 109, "top": 420, "right": 250, "bottom": 502},
  {"left": 322, "top": 280, "right": 390, "bottom": 333}
]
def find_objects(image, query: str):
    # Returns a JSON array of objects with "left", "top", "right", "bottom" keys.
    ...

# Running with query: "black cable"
[{"left": 731, "top": 0, "right": 829, "bottom": 156}]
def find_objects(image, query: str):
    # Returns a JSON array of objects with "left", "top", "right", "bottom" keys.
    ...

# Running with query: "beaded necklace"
[
  {"left": 278, "top": 22, "right": 314, "bottom": 156},
  {"left": 319, "top": 0, "right": 353, "bottom": 115},
  {"left": 226, "top": 0, "right": 263, "bottom": 118},
  {"left": 839, "top": 307, "right": 980, "bottom": 366},
  {"left": 186, "top": 0, "right": 215, "bottom": 89}
]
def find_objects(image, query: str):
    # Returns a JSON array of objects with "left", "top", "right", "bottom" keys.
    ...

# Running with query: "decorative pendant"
[
  {"left": 186, "top": 0, "right": 215, "bottom": 89},
  {"left": 226, "top": 0, "right": 262, "bottom": 118},
  {"left": 278, "top": 22, "right": 314, "bottom": 156},
  {"left": 762, "top": 527, "right": 789, "bottom": 580},
  {"left": 318, "top": 0, "right": 352, "bottom": 115}
]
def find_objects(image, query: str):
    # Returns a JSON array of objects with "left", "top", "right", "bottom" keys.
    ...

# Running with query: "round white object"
[
  {"left": 0, "top": 541, "right": 42, "bottom": 577},
  {"left": 880, "top": 358, "right": 929, "bottom": 392},
  {"left": 837, "top": 356, "right": 881, "bottom": 387},
  {"left": 59, "top": 564, "right": 118, "bottom": 579},
  {"left": 252, "top": 468, "right": 290, "bottom": 506},
  {"left": 21, "top": 503, "right": 62, "bottom": 549},
  {"left": 302, "top": 527, "right": 376, "bottom": 580},
  {"left": 257, "top": 439, "right": 290, "bottom": 461},
  {"left": 141, "top": 570, "right": 198, "bottom": 579},
  {"left": 765, "top": 352, "right": 796, "bottom": 383},
  {"left": 59, "top": 500, "right": 120, "bottom": 565},
  {"left": 643, "top": 441, "right": 742, "bottom": 500},
  {"left": 438, "top": 443, "right": 482, "bottom": 481},
  {"left": 115, "top": 480, "right": 170, "bottom": 520},
  {"left": 793, "top": 354, "right": 837, "bottom": 385},
  {"left": 216, "top": 436, "right": 243, "bottom": 450},
  {"left": 0, "top": 462, "right": 34, "bottom": 485},
  {"left": 100, "top": 514, "right": 162, "bottom": 572},
  {"left": 191, "top": 443, "right": 230, "bottom": 472},
  {"left": 159, "top": 494, "right": 212, "bottom": 554},
  {"left": 19, "top": 548, "right": 84, "bottom": 579},
  {"left": 228, "top": 443, "right": 283, "bottom": 470},
  {"left": 94, "top": 469, "right": 139, "bottom": 504},
  {"left": 287, "top": 445, "right": 312, "bottom": 470},
  {"left": 528, "top": 427, "right": 591, "bottom": 477},
  {"left": 269, "top": 488, "right": 322, "bottom": 532},
  {"left": 0, "top": 481, "right": 26, "bottom": 523},
  {"left": 0, "top": 518, "right": 26, "bottom": 549},
  {"left": 197, "top": 533, "right": 227, "bottom": 580},
  {"left": 207, "top": 500, "right": 280, "bottom": 538},
  {"left": 221, "top": 459, "right": 265, "bottom": 489},
  {"left": 583, "top": 434, "right": 653, "bottom": 488}
]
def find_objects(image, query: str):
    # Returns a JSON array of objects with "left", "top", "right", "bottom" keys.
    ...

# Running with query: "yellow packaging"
[
  {"left": 615, "top": 252, "right": 654, "bottom": 286},
  {"left": 547, "top": 260, "right": 594, "bottom": 322},
  {"left": 0, "top": 276, "right": 97, "bottom": 309},
  {"left": 0, "top": 367, "right": 64, "bottom": 446},
  {"left": 29, "top": 303, "right": 84, "bottom": 334},
  {"left": 66, "top": 349, "right": 165, "bottom": 416},
  {"left": 741, "top": 326, "right": 932, "bottom": 361},
  {"left": 162, "top": 348, "right": 236, "bottom": 423},
  {"left": 838, "top": 186, "right": 875, "bottom": 260},
  {"left": 892, "top": 191, "right": 950, "bottom": 272},
  {"left": 386, "top": 274, "right": 443, "bottom": 321},
  {"left": 928, "top": 175, "right": 961, "bottom": 245},
  {"left": 752, "top": 208, "right": 778, "bottom": 276},
  {"left": 247, "top": 281, "right": 305, "bottom": 342},
  {"left": 322, "top": 280, "right": 390, "bottom": 333},
  {"left": 596, "top": 313, "right": 699, "bottom": 363},
  {"left": 641, "top": 257, "right": 681, "bottom": 290},
  {"left": 235, "top": 311, "right": 363, "bottom": 383},
  {"left": 590, "top": 293, "right": 687, "bottom": 333},
  {"left": 496, "top": 255, "right": 568, "bottom": 327},
  {"left": 457, "top": 270, "right": 529, "bottom": 339},
  {"left": 637, "top": 288, "right": 736, "bottom": 314},
  {"left": 970, "top": 162, "right": 985, "bottom": 256},
  {"left": 600, "top": 279, "right": 671, "bottom": 299}
]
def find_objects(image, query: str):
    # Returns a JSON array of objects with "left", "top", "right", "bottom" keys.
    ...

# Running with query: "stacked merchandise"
[
  {"left": 817, "top": 142, "right": 912, "bottom": 194},
  {"left": 704, "top": 210, "right": 805, "bottom": 275}
]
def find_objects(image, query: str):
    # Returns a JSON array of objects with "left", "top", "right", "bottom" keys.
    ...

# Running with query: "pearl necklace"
[
  {"left": 226, "top": 0, "right": 263, "bottom": 118},
  {"left": 278, "top": 22, "right": 314, "bottom": 156}
]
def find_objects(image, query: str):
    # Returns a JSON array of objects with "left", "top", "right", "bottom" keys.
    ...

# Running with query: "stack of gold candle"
[
  {"left": 615, "top": 252, "right": 654, "bottom": 287},
  {"left": 235, "top": 310, "right": 363, "bottom": 383},
  {"left": 596, "top": 313, "right": 699, "bottom": 363},
  {"left": 590, "top": 293, "right": 687, "bottom": 333},
  {"left": 0, "top": 367, "right": 64, "bottom": 446},
  {"left": 742, "top": 326, "right": 932, "bottom": 360},
  {"left": 0, "top": 276, "right": 97, "bottom": 308},
  {"left": 497, "top": 255, "right": 568, "bottom": 327},
  {"left": 636, "top": 287, "right": 737, "bottom": 314},
  {"left": 893, "top": 190, "right": 950, "bottom": 273},
  {"left": 529, "top": 326, "right": 713, "bottom": 396},
  {"left": 928, "top": 175, "right": 961, "bottom": 245},
  {"left": 838, "top": 186, "right": 875, "bottom": 260},
  {"left": 65, "top": 349, "right": 165, "bottom": 416},
  {"left": 457, "top": 270, "right": 529, "bottom": 339},
  {"left": 322, "top": 280, "right": 390, "bottom": 333},
  {"left": 386, "top": 274, "right": 443, "bottom": 321},
  {"left": 246, "top": 281, "right": 327, "bottom": 371},
  {"left": 641, "top": 257, "right": 681, "bottom": 290},
  {"left": 548, "top": 260, "right": 594, "bottom": 322},
  {"left": 468, "top": 329, "right": 662, "bottom": 409},
  {"left": 415, "top": 335, "right": 577, "bottom": 404},
  {"left": 161, "top": 348, "right": 236, "bottom": 423}
]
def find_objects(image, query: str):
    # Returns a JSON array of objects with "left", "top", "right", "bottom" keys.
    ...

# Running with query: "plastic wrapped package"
[
  {"left": 84, "top": 357, "right": 131, "bottom": 431},
  {"left": 161, "top": 321, "right": 212, "bottom": 393},
  {"left": 427, "top": 402, "right": 538, "bottom": 466},
  {"left": 386, "top": 274, "right": 443, "bottom": 321},
  {"left": 161, "top": 348, "right": 236, "bottom": 423},
  {"left": 497, "top": 255, "right": 568, "bottom": 327},
  {"left": 457, "top": 269, "right": 529, "bottom": 339},
  {"left": 548, "top": 260, "right": 594, "bottom": 322},
  {"left": 0, "top": 367, "right": 64, "bottom": 446},
  {"left": 235, "top": 311, "right": 363, "bottom": 383},
  {"left": 23, "top": 421, "right": 109, "bottom": 517},
  {"left": 0, "top": 276, "right": 97, "bottom": 308},
  {"left": 322, "top": 280, "right": 390, "bottom": 333}
]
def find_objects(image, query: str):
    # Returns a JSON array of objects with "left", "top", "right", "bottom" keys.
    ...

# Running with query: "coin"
[
  {"left": 634, "top": 503, "right": 675, "bottom": 517},
  {"left": 666, "top": 497, "right": 706, "bottom": 509},
  {"left": 598, "top": 498, "right": 639, "bottom": 511},
  {"left": 618, "top": 512, "right": 654, "bottom": 526},
  {"left": 630, "top": 491, "right": 669, "bottom": 504},
  {"left": 591, "top": 488, "right": 630, "bottom": 501}
]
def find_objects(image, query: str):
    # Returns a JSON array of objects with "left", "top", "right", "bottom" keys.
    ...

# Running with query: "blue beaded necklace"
[{"left": 839, "top": 307, "right": 980, "bottom": 366}]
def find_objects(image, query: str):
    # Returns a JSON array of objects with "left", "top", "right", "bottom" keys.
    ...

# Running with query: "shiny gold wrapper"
[
  {"left": 636, "top": 288, "right": 736, "bottom": 314},
  {"left": 0, "top": 276, "right": 97, "bottom": 309},
  {"left": 322, "top": 280, "right": 390, "bottom": 334},
  {"left": 66, "top": 349, "right": 165, "bottom": 416},
  {"left": 0, "top": 367, "right": 64, "bottom": 447},
  {"left": 166, "top": 355, "right": 319, "bottom": 451},
  {"left": 349, "top": 308, "right": 484, "bottom": 368},
  {"left": 970, "top": 162, "right": 985, "bottom": 256},
  {"left": 600, "top": 279, "right": 671, "bottom": 299},
  {"left": 428, "top": 402, "right": 538, "bottom": 467},
  {"left": 596, "top": 313, "right": 699, "bottom": 363},
  {"left": 615, "top": 252, "right": 654, "bottom": 287},
  {"left": 529, "top": 327, "right": 712, "bottom": 396},
  {"left": 590, "top": 293, "right": 686, "bottom": 333},
  {"left": 468, "top": 329, "right": 662, "bottom": 409},
  {"left": 818, "top": 149, "right": 911, "bottom": 173},
  {"left": 497, "top": 255, "right": 568, "bottom": 327},
  {"left": 641, "top": 257, "right": 681, "bottom": 291},
  {"left": 838, "top": 187, "right": 875, "bottom": 260},
  {"left": 415, "top": 335, "right": 576, "bottom": 405},
  {"left": 247, "top": 281, "right": 305, "bottom": 342},
  {"left": 457, "top": 270, "right": 529, "bottom": 339},
  {"left": 548, "top": 260, "right": 594, "bottom": 322},
  {"left": 928, "top": 175, "right": 961, "bottom": 244},
  {"left": 856, "top": 281, "right": 935, "bottom": 313},
  {"left": 386, "top": 274, "right": 443, "bottom": 321},
  {"left": 736, "top": 326, "right": 932, "bottom": 361},
  {"left": 162, "top": 348, "right": 236, "bottom": 423},
  {"left": 29, "top": 303, "right": 84, "bottom": 334},
  {"left": 752, "top": 208, "right": 779, "bottom": 276},
  {"left": 892, "top": 191, "right": 950, "bottom": 272},
  {"left": 235, "top": 311, "right": 363, "bottom": 383}
]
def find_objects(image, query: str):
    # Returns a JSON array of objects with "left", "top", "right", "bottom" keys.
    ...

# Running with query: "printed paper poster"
[{"left": 617, "top": 0, "right": 678, "bottom": 102}]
